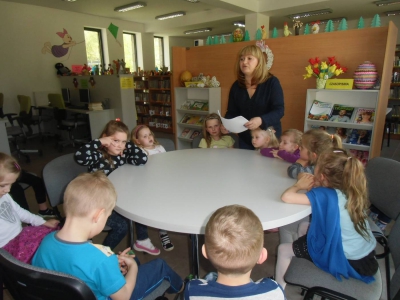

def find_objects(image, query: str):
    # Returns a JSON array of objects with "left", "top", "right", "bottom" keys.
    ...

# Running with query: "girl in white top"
[
  {"left": 131, "top": 125, "right": 174, "bottom": 251},
  {"left": 199, "top": 113, "right": 235, "bottom": 148},
  {"left": 0, "top": 152, "right": 59, "bottom": 262}
]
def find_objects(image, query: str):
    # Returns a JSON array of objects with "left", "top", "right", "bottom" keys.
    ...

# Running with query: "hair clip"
[
  {"left": 330, "top": 134, "right": 334, "bottom": 140},
  {"left": 333, "top": 150, "right": 344, "bottom": 153},
  {"left": 14, "top": 162, "right": 20, "bottom": 170},
  {"left": 267, "top": 128, "right": 276, "bottom": 134},
  {"left": 347, "top": 157, "right": 352, "bottom": 161}
]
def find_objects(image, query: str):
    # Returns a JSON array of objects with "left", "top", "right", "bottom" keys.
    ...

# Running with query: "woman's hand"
[
  {"left": 244, "top": 117, "right": 262, "bottom": 130},
  {"left": 43, "top": 219, "right": 60, "bottom": 228}
]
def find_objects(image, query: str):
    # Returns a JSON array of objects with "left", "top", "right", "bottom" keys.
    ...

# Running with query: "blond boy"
[
  {"left": 185, "top": 205, "right": 285, "bottom": 299},
  {"left": 33, "top": 172, "right": 184, "bottom": 300}
]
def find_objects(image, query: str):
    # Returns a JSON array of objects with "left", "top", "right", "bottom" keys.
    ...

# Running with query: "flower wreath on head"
[{"left": 256, "top": 40, "right": 274, "bottom": 70}]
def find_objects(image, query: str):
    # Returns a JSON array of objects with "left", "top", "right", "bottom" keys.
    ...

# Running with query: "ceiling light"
[
  {"left": 308, "top": 17, "right": 346, "bottom": 25},
  {"left": 156, "top": 11, "right": 185, "bottom": 20},
  {"left": 233, "top": 21, "right": 245, "bottom": 27},
  {"left": 62, "top": 0, "right": 77, "bottom": 2},
  {"left": 184, "top": 0, "right": 200, "bottom": 2},
  {"left": 385, "top": 9, "right": 400, "bottom": 15},
  {"left": 374, "top": 0, "right": 400, "bottom": 6},
  {"left": 287, "top": 9, "right": 332, "bottom": 20},
  {"left": 114, "top": 2, "right": 146, "bottom": 12},
  {"left": 184, "top": 28, "right": 212, "bottom": 34}
]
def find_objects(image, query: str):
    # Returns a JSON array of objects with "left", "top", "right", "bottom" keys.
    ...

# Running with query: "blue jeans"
[
  {"left": 103, "top": 211, "right": 149, "bottom": 249},
  {"left": 131, "top": 258, "right": 183, "bottom": 300}
]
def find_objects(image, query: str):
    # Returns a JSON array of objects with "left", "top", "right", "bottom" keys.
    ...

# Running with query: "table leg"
[{"left": 190, "top": 234, "right": 199, "bottom": 279}]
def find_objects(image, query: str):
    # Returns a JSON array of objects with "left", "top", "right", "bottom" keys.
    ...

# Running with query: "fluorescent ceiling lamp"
[
  {"left": 184, "top": 0, "right": 200, "bottom": 2},
  {"left": 184, "top": 28, "right": 212, "bottom": 34},
  {"left": 374, "top": 0, "right": 400, "bottom": 6},
  {"left": 156, "top": 11, "right": 185, "bottom": 20},
  {"left": 62, "top": 0, "right": 77, "bottom": 2},
  {"left": 287, "top": 9, "right": 332, "bottom": 20},
  {"left": 308, "top": 17, "right": 346, "bottom": 25},
  {"left": 114, "top": 2, "right": 146, "bottom": 12},
  {"left": 233, "top": 21, "right": 245, "bottom": 27},
  {"left": 385, "top": 9, "right": 400, "bottom": 15}
]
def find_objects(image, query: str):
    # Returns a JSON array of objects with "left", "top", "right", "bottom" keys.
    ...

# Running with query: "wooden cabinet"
[
  {"left": 175, "top": 87, "right": 221, "bottom": 150},
  {"left": 304, "top": 89, "right": 379, "bottom": 161},
  {"left": 388, "top": 44, "right": 400, "bottom": 139},
  {"left": 134, "top": 75, "right": 173, "bottom": 134}
]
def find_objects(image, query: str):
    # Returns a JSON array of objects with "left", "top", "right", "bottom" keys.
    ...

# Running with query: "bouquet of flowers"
[{"left": 303, "top": 57, "right": 348, "bottom": 80}]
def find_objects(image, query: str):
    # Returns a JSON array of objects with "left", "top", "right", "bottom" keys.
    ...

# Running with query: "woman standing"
[{"left": 225, "top": 45, "right": 284, "bottom": 149}]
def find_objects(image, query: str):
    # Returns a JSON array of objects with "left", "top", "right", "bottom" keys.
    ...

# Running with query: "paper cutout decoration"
[
  {"left": 108, "top": 23, "right": 122, "bottom": 47},
  {"left": 358, "top": 17, "right": 365, "bottom": 29},
  {"left": 371, "top": 14, "right": 381, "bottom": 27}
]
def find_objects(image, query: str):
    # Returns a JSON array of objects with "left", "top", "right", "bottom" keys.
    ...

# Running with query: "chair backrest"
[
  {"left": 157, "top": 137, "right": 175, "bottom": 151},
  {"left": 365, "top": 157, "right": 400, "bottom": 220},
  {"left": 389, "top": 217, "right": 400, "bottom": 299},
  {"left": 42, "top": 153, "right": 87, "bottom": 207},
  {"left": 0, "top": 248, "right": 96, "bottom": 300},
  {"left": 17, "top": 95, "right": 32, "bottom": 115},
  {"left": 48, "top": 93, "right": 66, "bottom": 109},
  {"left": 192, "top": 132, "right": 239, "bottom": 149}
]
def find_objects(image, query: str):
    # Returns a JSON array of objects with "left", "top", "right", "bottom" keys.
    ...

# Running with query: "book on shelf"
[
  {"left": 328, "top": 104, "right": 355, "bottom": 122},
  {"left": 307, "top": 100, "right": 334, "bottom": 121},
  {"left": 191, "top": 101, "right": 206, "bottom": 110},
  {"left": 88, "top": 102, "right": 103, "bottom": 110},
  {"left": 353, "top": 107, "right": 375, "bottom": 124},
  {"left": 190, "top": 130, "right": 201, "bottom": 139},
  {"left": 180, "top": 114, "right": 202, "bottom": 125},
  {"left": 180, "top": 101, "right": 192, "bottom": 110},
  {"left": 180, "top": 128, "right": 192, "bottom": 138},
  {"left": 347, "top": 128, "right": 372, "bottom": 146},
  {"left": 349, "top": 149, "right": 369, "bottom": 167}
]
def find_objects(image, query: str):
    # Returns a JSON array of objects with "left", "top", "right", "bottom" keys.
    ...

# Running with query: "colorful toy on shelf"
[
  {"left": 82, "top": 64, "right": 91, "bottom": 76},
  {"left": 261, "top": 25, "right": 267, "bottom": 39},
  {"left": 180, "top": 71, "right": 192, "bottom": 86},
  {"left": 233, "top": 28, "right": 243, "bottom": 42},
  {"left": 283, "top": 22, "right": 292, "bottom": 37},
  {"left": 55, "top": 63, "right": 71, "bottom": 76},
  {"left": 354, "top": 61, "right": 378, "bottom": 89},
  {"left": 293, "top": 20, "right": 303, "bottom": 35},
  {"left": 311, "top": 21, "right": 320, "bottom": 34}
]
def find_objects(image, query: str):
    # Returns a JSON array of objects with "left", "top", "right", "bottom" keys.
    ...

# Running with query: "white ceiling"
[{"left": 3, "top": 0, "right": 400, "bottom": 38}]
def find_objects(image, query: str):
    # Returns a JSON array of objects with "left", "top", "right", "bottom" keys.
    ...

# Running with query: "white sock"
[
  {"left": 275, "top": 243, "right": 295, "bottom": 290},
  {"left": 136, "top": 238, "right": 155, "bottom": 248}
]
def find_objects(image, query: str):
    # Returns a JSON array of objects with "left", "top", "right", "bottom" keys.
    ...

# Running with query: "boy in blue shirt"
[
  {"left": 33, "top": 171, "right": 184, "bottom": 300},
  {"left": 185, "top": 205, "right": 285, "bottom": 299}
]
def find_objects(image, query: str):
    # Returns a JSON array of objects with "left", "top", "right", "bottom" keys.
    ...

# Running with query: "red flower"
[
  {"left": 309, "top": 57, "right": 320, "bottom": 65},
  {"left": 313, "top": 68, "right": 320, "bottom": 74},
  {"left": 341, "top": 66, "right": 348, "bottom": 72},
  {"left": 328, "top": 56, "right": 336, "bottom": 65}
]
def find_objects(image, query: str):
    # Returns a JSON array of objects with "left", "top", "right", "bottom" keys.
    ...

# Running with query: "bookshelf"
[
  {"left": 304, "top": 89, "right": 380, "bottom": 161},
  {"left": 134, "top": 75, "right": 173, "bottom": 134},
  {"left": 175, "top": 87, "right": 221, "bottom": 149},
  {"left": 388, "top": 44, "right": 400, "bottom": 140}
]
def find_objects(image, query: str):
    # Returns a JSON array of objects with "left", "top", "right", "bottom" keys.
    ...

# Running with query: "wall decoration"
[
  {"left": 338, "top": 19, "right": 348, "bottom": 31},
  {"left": 371, "top": 14, "right": 381, "bottom": 28},
  {"left": 325, "top": 20, "right": 334, "bottom": 32},
  {"left": 206, "top": 36, "right": 212, "bottom": 45},
  {"left": 358, "top": 17, "right": 365, "bottom": 29},
  {"left": 41, "top": 28, "right": 83, "bottom": 59},
  {"left": 214, "top": 36, "right": 220, "bottom": 44},
  {"left": 261, "top": 25, "right": 267, "bottom": 39},
  {"left": 311, "top": 21, "right": 320, "bottom": 34},
  {"left": 220, "top": 35, "right": 226, "bottom": 44},
  {"left": 256, "top": 40, "right": 274, "bottom": 70},
  {"left": 272, "top": 27, "right": 278, "bottom": 38},
  {"left": 108, "top": 23, "right": 122, "bottom": 47},
  {"left": 303, "top": 57, "right": 348, "bottom": 89},
  {"left": 255, "top": 28, "right": 262, "bottom": 40},
  {"left": 233, "top": 28, "right": 244, "bottom": 42},
  {"left": 354, "top": 61, "right": 378, "bottom": 89},
  {"left": 244, "top": 30, "right": 250, "bottom": 41},
  {"left": 293, "top": 20, "right": 303, "bottom": 35},
  {"left": 283, "top": 22, "right": 292, "bottom": 37},
  {"left": 304, "top": 24, "right": 310, "bottom": 35}
]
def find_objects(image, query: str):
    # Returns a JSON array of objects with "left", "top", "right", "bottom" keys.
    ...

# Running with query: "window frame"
[
  {"left": 84, "top": 27, "right": 105, "bottom": 67},
  {"left": 154, "top": 36, "right": 165, "bottom": 69},
  {"left": 123, "top": 32, "right": 138, "bottom": 74}
]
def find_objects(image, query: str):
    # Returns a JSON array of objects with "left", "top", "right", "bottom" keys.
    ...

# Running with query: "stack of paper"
[{"left": 88, "top": 102, "right": 103, "bottom": 111}]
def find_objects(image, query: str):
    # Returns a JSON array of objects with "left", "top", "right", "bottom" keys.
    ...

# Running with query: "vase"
[
  {"left": 354, "top": 61, "right": 377, "bottom": 89},
  {"left": 316, "top": 78, "right": 327, "bottom": 89}
]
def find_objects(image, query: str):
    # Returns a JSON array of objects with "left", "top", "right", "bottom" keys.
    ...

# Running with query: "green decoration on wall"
[
  {"left": 325, "top": 20, "right": 335, "bottom": 32},
  {"left": 303, "top": 24, "right": 310, "bottom": 35},
  {"left": 244, "top": 30, "right": 250, "bottom": 41},
  {"left": 255, "top": 28, "right": 262, "bottom": 40},
  {"left": 371, "top": 14, "right": 381, "bottom": 27},
  {"left": 214, "top": 36, "right": 220, "bottom": 44},
  {"left": 108, "top": 23, "right": 122, "bottom": 47},
  {"left": 272, "top": 27, "right": 278, "bottom": 38},
  {"left": 206, "top": 36, "right": 212, "bottom": 45},
  {"left": 357, "top": 17, "right": 365, "bottom": 29},
  {"left": 338, "top": 18, "right": 348, "bottom": 31},
  {"left": 229, "top": 34, "right": 234, "bottom": 43},
  {"left": 220, "top": 35, "right": 226, "bottom": 44}
]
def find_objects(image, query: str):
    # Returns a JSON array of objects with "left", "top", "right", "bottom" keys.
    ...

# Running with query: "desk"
[
  {"left": 0, "top": 119, "right": 11, "bottom": 154},
  {"left": 109, "top": 149, "right": 311, "bottom": 277}
]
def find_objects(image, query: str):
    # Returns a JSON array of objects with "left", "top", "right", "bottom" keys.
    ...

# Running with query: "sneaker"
[
  {"left": 38, "top": 208, "right": 56, "bottom": 218},
  {"left": 133, "top": 238, "right": 160, "bottom": 255},
  {"left": 159, "top": 231, "right": 174, "bottom": 251}
]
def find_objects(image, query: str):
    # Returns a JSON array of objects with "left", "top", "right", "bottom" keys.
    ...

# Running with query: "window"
[
  {"left": 123, "top": 32, "right": 138, "bottom": 73},
  {"left": 154, "top": 36, "right": 164, "bottom": 69},
  {"left": 84, "top": 28, "right": 105, "bottom": 68}
]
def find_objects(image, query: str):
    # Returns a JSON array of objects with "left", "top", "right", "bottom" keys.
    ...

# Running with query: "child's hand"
[
  {"left": 271, "top": 149, "right": 282, "bottom": 160},
  {"left": 99, "top": 136, "right": 115, "bottom": 148},
  {"left": 43, "top": 219, "right": 60, "bottom": 228},
  {"left": 295, "top": 173, "right": 314, "bottom": 191},
  {"left": 117, "top": 248, "right": 136, "bottom": 275}
]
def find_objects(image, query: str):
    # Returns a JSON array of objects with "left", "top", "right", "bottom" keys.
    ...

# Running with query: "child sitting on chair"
[
  {"left": 251, "top": 126, "right": 279, "bottom": 151},
  {"left": 185, "top": 205, "right": 285, "bottom": 299},
  {"left": 0, "top": 152, "right": 59, "bottom": 263},
  {"left": 260, "top": 129, "right": 302, "bottom": 163},
  {"left": 199, "top": 113, "right": 235, "bottom": 148},
  {"left": 33, "top": 172, "right": 185, "bottom": 300}
]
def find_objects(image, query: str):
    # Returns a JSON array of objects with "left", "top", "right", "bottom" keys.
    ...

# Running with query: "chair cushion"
[{"left": 284, "top": 257, "right": 382, "bottom": 300}]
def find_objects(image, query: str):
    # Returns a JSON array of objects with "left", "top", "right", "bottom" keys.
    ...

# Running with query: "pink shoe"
[
  {"left": 264, "top": 228, "right": 279, "bottom": 233},
  {"left": 133, "top": 238, "right": 160, "bottom": 255}
]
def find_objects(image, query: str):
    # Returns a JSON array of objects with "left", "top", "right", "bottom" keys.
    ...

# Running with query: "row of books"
[
  {"left": 150, "top": 93, "right": 171, "bottom": 102},
  {"left": 180, "top": 128, "right": 201, "bottom": 140},
  {"left": 180, "top": 114, "right": 204, "bottom": 126},
  {"left": 148, "top": 79, "right": 171, "bottom": 89},
  {"left": 135, "top": 81, "right": 146, "bottom": 89},
  {"left": 137, "top": 117, "right": 172, "bottom": 129},
  {"left": 136, "top": 105, "right": 171, "bottom": 117},
  {"left": 180, "top": 100, "right": 209, "bottom": 111},
  {"left": 135, "top": 93, "right": 150, "bottom": 102},
  {"left": 308, "top": 100, "right": 375, "bottom": 124},
  {"left": 315, "top": 126, "right": 372, "bottom": 146}
]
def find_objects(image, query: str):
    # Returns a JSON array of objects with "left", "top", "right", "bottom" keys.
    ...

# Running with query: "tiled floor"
[{"left": 2, "top": 135, "right": 398, "bottom": 300}]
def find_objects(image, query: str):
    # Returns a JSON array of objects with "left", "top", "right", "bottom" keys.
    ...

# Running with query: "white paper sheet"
[{"left": 218, "top": 110, "right": 249, "bottom": 133}]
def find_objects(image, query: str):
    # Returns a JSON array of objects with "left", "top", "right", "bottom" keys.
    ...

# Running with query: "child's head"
[
  {"left": 100, "top": 120, "right": 129, "bottom": 156},
  {"left": 203, "top": 113, "right": 222, "bottom": 148},
  {"left": 131, "top": 125, "right": 159, "bottom": 149},
  {"left": 0, "top": 153, "right": 21, "bottom": 197},
  {"left": 279, "top": 129, "right": 302, "bottom": 153},
  {"left": 300, "top": 129, "right": 342, "bottom": 164},
  {"left": 251, "top": 126, "right": 279, "bottom": 150},
  {"left": 203, "top": 205, "right": 267, "bottom": 275},
  {"left": 314, "top": 148, "right": 369, "bottom": 238},
  {"left": 64, "top": 171, "right": 117, "bottom": 220}
]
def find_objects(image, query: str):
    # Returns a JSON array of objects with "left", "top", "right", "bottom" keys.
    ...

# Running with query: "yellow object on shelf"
[{"left": 325, "top": 79, "right": 354, "bottom": 90}]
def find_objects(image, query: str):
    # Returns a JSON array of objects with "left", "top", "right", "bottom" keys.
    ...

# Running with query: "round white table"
[{"left": 109, "top": 148, "right": 311, "bottom": 277}]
